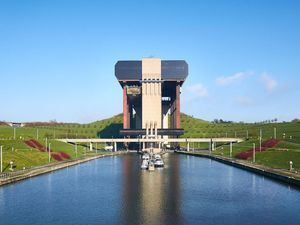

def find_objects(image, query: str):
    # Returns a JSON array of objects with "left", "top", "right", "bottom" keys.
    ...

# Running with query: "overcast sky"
[{"left": 0, "top": 0, "right": 299, "bottom": 123}]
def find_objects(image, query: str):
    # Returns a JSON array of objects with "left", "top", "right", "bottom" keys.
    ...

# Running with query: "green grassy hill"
[{"left": 0, "top": 113, "right": 299, "bottom": 171}]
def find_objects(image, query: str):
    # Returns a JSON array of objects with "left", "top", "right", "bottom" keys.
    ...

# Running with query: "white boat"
[
  {"left": 141, "top": 160, "right": 149, "bottom": 170},
  {"left": 142, "top": 154, "right": 150, "bottom": 161},
  {"left": 154, "top": 154, "right": 161, "bottom": 160},
  {"left": 154, "top": 159, "right": 164, "bottom": 167},
  {"left": 148, "top": 161, "right": 155, "bottom": 171}
]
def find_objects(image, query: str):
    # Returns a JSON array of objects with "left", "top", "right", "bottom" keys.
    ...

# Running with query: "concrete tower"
[{"left": 115, "top": 58, "right": 188, "bottom": 142}]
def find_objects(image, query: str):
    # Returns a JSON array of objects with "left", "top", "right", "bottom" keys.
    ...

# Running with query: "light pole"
[
  {"left": 274, "top": 127, "right": 277, "bottom": 139},
  {"left": 13, "top": 127, "right": 16, "bottom": 140},
  {"left": 246, "top": 130, "right": 249, "bottom": 139},
  {"left": 36, "top": 128, "right": 39, "bottom": 140},
  {"left": 0, "top": 146, "right": 3, "bottom": 173},
  {"left": 259, "top": 129, "right": 262, "bottom": 152},
  {"left": 253, "top": 143, "right": 256, "bottom": 163},
  {"left": 45, "top": 137, "right": 48, "bottom": 153},
  {"left": 48, "top": 143, "right": 51, "bottom": 163},
  {"left": 75, "top": 143, "right": 78, "bottom": 158}
]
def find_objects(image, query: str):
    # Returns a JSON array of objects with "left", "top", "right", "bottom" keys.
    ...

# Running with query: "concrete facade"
[
  {"left": 115, "top": 58, "right": 188, "bottom": 140},
  {"left": 141, "top": 58, "right": 162, "bottom": 130}
]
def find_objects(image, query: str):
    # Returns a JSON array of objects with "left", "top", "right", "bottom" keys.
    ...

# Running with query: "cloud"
[
  {"left": 260, "top": 73, "right": 278, "bottom": 93},
  {"left": 216, "top": 71, "right": 254, "bottom": 86},
  {"left": 235, "top": 96, "right": 254, "bottom": 107},
  {"left": 187, "top": 83, "right": 208, "bottom": 98}
]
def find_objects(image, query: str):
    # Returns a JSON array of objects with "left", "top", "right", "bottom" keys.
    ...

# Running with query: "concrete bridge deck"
[{"left": 58, "top": 138, "right": 244, "bottom": 144}]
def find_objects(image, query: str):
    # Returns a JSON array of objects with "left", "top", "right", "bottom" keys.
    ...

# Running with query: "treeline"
[{"left": 212, "top": 119, "right": 234, "bottom": 124}]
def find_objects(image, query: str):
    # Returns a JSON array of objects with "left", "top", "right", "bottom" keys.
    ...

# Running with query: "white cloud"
[
  {"left": 260, "top": 73, "right": 278, "bottom": 93},
  {"left": 187, "top": 83, "right": 208, "bottom": 98},
  {"left": 216, "top": 71, "right": 254, "bottom": 86}
]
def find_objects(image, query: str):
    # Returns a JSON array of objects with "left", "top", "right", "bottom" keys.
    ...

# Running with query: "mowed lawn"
[
  {"left": 0, "top": 114, "right": 299, "bottom": 171},
  {"left": 0, "top": 139, "right": 108, "bottom": 172},
  {"left": 213, "top": 139, "right": 300, "bottom": 171}
]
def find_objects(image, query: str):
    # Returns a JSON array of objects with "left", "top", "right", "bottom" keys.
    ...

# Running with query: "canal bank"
[
  {"left": 176, "top": 151, "right": 300, "bottom": 187},
  {"left": 0, "top": 151, "right": 127, "bottom": 187}
]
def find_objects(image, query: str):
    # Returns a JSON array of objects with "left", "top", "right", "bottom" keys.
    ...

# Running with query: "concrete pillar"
[
  {"left": 123, "top": 85, "right": 129, "bottom": 129},
  {"left": 175, "top": 84, "right": 181, "bottom": 129},
  {"left": 90, "top": 142, "right": 93, "bottom": 151},
  {"left": 187, "top": 142, "right": 190, "bottom": 152},
  {"left": 114, "top": 142, "right": 117, "bottom": 152}
]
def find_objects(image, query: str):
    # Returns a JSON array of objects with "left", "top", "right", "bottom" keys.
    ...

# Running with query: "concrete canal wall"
[
  {"left": 0, "top": 152, "right": 127, "bottom": 187},
  {"left": 176, "top": 151, "right": 300, "bottom": 187}
]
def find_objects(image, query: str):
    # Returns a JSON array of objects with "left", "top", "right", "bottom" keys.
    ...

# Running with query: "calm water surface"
[{"left": 0, "top": 154, "right": 299, "bottom": 225}]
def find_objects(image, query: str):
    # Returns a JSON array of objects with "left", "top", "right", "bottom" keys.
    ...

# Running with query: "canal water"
[{"left": 0, "top": 154, "right": 299, "bottom": 225}]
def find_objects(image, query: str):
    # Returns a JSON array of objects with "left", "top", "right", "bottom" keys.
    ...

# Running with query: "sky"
[{"left": 0, "top": 0, "right": 299, "bottom": 123}]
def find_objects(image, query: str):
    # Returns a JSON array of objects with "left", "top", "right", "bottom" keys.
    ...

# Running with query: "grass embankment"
[
  {"left": 212, "top": 139, "right": 300, "bottom": 171},
  {"left": 0, "top": 139, "right": 109, "bottom": 172},
  {"left": 1, "top": 113, "right": 299, "bottom": 172}
]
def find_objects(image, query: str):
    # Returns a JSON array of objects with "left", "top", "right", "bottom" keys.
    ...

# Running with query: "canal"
[{"left": 0, "top": 154, "right": 299, "bottom": 225}]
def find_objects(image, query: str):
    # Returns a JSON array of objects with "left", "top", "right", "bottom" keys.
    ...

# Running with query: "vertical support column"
[
  {"left": 176, "top": 83, "right": 181, "bottom": 129},
  {"left": 123, "top": 85, "right": 129, "bottom": 129},
  {"left": 90, "top": 142, "right": 93, "bottom": 151},
  {"left": 114, "top": 142, "right": 117, "bottom": 152},
  {"left": 187, "top": 142, "right": 190, "bottom": 152}
]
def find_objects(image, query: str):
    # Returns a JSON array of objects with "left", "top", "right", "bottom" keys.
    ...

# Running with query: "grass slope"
[{"left": 0, "top": 113, "right": 299, "bottom": 171}]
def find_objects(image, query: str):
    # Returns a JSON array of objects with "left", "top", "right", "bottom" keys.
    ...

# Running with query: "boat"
[
  {"left": 154, "top": 154, "right": 161, "bottom": 160},
  {"left": 142, "top": 154, "right": 150, "bottom": 161},
  {"left": 148, "top": 161, "right": 155, "bottom": 171},
  {"left": 154, "top": 158, "right": 164, "bottom": 167},
  {"left": 141, "top": 160, "right": 149, "bottom": 170}
]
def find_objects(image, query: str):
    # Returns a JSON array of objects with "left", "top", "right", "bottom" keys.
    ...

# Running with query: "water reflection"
[
  {"left": 121, "top": 154, "right": 182, "bottom": 225},
  {"left": 0, "top": 154, "right": 299, "bottom": 225}
]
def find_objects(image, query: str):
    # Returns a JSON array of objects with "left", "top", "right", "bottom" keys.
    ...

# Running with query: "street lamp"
[
  {"left": 48, "top": 143, "right": 51, "bottom": 163},
  {"left": 75, "top": 143, "right": 78, "bottom": 158},
  {"left": 253, "top": 143, "right": 256, "bottom": 163},
  {"left": 0, "top": 146, "right": 3, "bottom": 172}
]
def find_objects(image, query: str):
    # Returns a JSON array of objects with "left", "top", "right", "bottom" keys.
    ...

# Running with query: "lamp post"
[
  {"left": 45, "top": 137, "right": 48, "bottom": 154},
  {"left": 274, "top": 127, "right": 277, "bottom": 139},
  {"left": 75, "top": 143, "right": 78, "bottom": 158},
  {"left": 253, "top": 143, "right": 256, "bottom": 163},
  {"left": 36, "top": 128, "right": 39, "bottom": 140},
  {"left": 259, "top": 129, "right": 262, "bottom": 152},
  {"left": 0, "top": 146, "right": 3, "bottom": 173},
  {"left": 48, "top": 143, "right": 51, "bottom": 163},
  {"left": 13, "top": 127, "right": 16, "bottom": 140}
]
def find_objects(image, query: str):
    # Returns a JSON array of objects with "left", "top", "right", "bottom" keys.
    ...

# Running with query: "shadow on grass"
[{"left": 97, "top": 123, "right": 123, "bottom": 138}]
